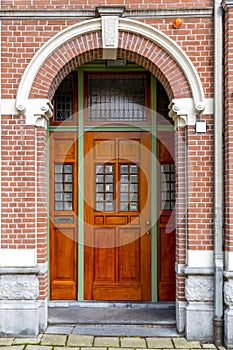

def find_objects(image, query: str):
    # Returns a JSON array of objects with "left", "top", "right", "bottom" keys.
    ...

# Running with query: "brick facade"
[{"left": 0, "top": 0, "right": 232, "bottom": 347}]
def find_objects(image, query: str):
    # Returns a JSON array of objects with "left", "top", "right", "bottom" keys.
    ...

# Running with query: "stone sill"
[{"left": 0, "top": 266, "right": 40, "bottom": 275}]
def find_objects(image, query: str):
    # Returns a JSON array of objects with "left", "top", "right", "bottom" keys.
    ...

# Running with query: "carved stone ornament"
[
  {"left": 25, "top": 99, "right": 53, "bottom": 128},
  {"left": 0, "top": 274, "right": 39, "bottom": 300},
  {"left": 102, "top": 16, "right": 119, "bottom": 59},
  {"left": 185, "top": 276, "right": 214, "bottom": 302},
  {"left": 169, "top": 98, "right": 198, "bottom": 128},
  {"left": 224, "top": 280, "right": 233, "bottom": 306}
]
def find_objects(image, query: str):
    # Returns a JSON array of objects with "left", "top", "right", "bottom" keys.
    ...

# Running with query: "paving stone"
[
  {"left": 173, "top": 338, "right": 201, "bottom": 349},
  {"left": 94, "top": 337, "right": 120, "bottom": 347},
  {"left": 26, "top": 346, "right": 53, "bottom": 350},
  {"left": 120, "top": 337, "right": 147, "bottom": 348},
  {"left": 41, "top": 334, "right": 67, "bottom": 346},
  {"left": 13, "top": 337, "right": 41, "bottom": 345},
  {"left": 0, "top": 347, "right": 24, "bottom": 350},
  {"left": 110, "top": 348, "right": 134, "bottom": 350},
  {"left": 201, "top": 345, "right": 217, "bottom": 349},
  {"left": 67, "top": 335, "right": 94, "bottom": 347},
  {"left": 81, "top": 348, "right": 107, "bottom": 350},
  {"left": 54, "top": 348, "right": 80, "bottom": 350},
  {"left": 45, "top": 325, "right": 74, "bottom": 334},
  {"left": 0, "top": 338, "right": 14, "bottom": 346},
  {"left": 146, "top": 337, "right": 174, "bottom": 348}
]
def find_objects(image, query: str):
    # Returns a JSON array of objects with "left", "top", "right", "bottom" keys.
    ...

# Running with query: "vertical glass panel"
[
  {"left": 130, "top": 175, "right": 138, "bottom": 183},
  {"left": 96, "top": 165, "right": 104, "bottom": 174},
  {"left": 106, "top": 193, "right": 114, "bottom": 201},
  {"left": 119, "top": 164, "right": 139, "bottom": 212},
  {"left": 55, "top": 193, "right": 63, "bottom": 201},
  {"left": 55, "top": 174, "right": 63, "bottom": 183},
  {"left": 105, "top": 184, "right": 113, "bottom": 192},
  {"left": 106, "top": 165, "right": 113, "bottom": 174},
  {"left": 121, "top": 175, "right": 128, "bottom": 183},
  {"left": 96, "top": 184, "right": 104, "bottom": 192},
  {"left": 55, "top": 202, "right": 64, "bottom": 211},
  {"left": 96, "top": 202, "right": 104, "bottom": 211},
  {"left": 120, "top": 165, "right": 128, "bottom": 174},
  {"left": 105, "top": 202, "right": 113, "bottom": 211},
  {"left": 106, "top": 175, "right": 114, "bottom": 183},
  {"left": 160, "top": 163, "right": 175, "bottom": 210},
  {"left": 120, "top": 203, "right": 128, "bottom": 211},
  {"left": 54, "top": 163, "right": 73, "bottom": 211},
  {"left": 130, "top": 165, "right": 138, "bottom": 174},
  {"left": 55, "top": 184, "right": 63, "bottom": 191},
  {"left": 95, "top": 164, "right": 114, "bottom": 212},
  {"left": 96, "top": 175, "right": 104, "bottom": 183},
  {"left": 64, "top": 193, "right": 72, "bottom": 201},
  {"left": 64, "top": 202, "right": 73, "bottom": 211},
  {"left": 54, "top": 76, "right": 73, "bottom": 122},
  {"left": 120, "top": 193, "right": 128, "bottom": 201},
  {"left": 55, "top": 164, "right": 63, "bottom": 173},
  {"left": 64, "top": 183, "right": 72, "bottom": 191},
  {"left": 64, "top": 174, "right": 72, "bottom": 183},
  {"left": 96, "top": 193, "right": 104, "bottom": 201},
  {"left": 130, "top": 202, "right": 138, "bottom": 211},
  {"left": 64, "top": 164, "right": 73, "bottom": 173},
  {"left": 120, "top": 184, "right": 128, "bottom": 192}
]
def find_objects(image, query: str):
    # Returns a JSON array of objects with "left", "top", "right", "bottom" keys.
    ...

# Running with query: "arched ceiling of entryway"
[{"left": 15, "top": 18, "right": 205, "bottom": 114}]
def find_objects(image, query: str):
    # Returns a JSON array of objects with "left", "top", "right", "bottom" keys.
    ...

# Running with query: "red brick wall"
[
  {"left": 1, "top": 0, "right": 213, "bottom": 10},
  {"left": 1, "top": 1, "right": 215, "bottom": 303},
  {"left": 186, "top": 118, "right": 214, "bottom": 251},
  {"left": 224, "top": 7, "right": 233, "bottom": 253}
]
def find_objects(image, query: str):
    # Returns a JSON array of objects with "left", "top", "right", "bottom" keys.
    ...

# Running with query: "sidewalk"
[{"left": 0, "top": 334, "right": 227, "bottom": 350}]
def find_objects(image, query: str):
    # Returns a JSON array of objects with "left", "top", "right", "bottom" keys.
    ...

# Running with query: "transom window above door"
[
  {"left": 51, "top": 71, "right": 150, "bottom": 126},
  {"left": 87, "top": 74, "right": 148, "bottom": 123}
]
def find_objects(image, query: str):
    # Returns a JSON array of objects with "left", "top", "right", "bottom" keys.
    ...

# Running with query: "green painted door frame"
[{"left": 48, "top": 62, "right": 174, "bottom": 302}]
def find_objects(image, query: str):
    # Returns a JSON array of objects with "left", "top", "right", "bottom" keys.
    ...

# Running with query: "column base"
[
  {"left": 176, "top": 299, "right": 186, "bottom": 334},
  {"left": 0, "top": 300, "right": 47, "bottom": 337},
  {"left": 185, "top": 302, "right": 214, "bottom": 342},
  {"left": 224, "top": 306, "right": 233, "bottom": 348}
]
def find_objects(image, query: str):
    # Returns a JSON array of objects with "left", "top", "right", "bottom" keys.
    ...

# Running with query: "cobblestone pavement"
[{"left": 0, "top": 335, "right": 227, "bottom": 350}]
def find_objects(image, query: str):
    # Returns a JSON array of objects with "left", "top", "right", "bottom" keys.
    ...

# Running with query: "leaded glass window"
[
  {"left": 54, "top": 76, "right": 74, "bottom": 122},
  {"left": 87, "top": 75, "right": 147, "bottom": 122},
  {"left": 54, "top": 163, "right": 73, "bottom": 211},
  {"left": 95, "top": 164, "right": 115, "bottom": 212},
  {"left": 160, "top": 163, "right": 175, "bottom": 210},
  {"left": 119, "top": 164, "right": 139, "bottom": 211}
]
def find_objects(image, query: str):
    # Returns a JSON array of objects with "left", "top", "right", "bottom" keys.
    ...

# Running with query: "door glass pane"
[
  {"left": 95, "top": 164, "right": 115, "bottom": 212},
  {"left": 119, "top": 164, "right": 139, "bottom": 212},
  {"left": 54, "top": 163, "right": 73, "bottom": 211}
]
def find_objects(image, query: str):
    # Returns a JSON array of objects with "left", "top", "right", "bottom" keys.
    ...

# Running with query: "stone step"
[
  {"left": 45, "top": 324, "right": 180, "bottom": 337},
  {"left": 48, "top": 306, "right": 176, "bottom": 327}
]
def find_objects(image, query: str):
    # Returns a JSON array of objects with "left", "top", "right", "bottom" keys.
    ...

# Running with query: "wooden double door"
[{"left": 50, "top": 131, "right": 175, "bottom": 301}]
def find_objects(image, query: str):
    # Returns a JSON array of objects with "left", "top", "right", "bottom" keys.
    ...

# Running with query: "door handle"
[
  {"left": 146, "top": 220, "right": 151, "bottom": 226},
  {"left": 146, "top": 231, "right": 151, "bottom": 235}
]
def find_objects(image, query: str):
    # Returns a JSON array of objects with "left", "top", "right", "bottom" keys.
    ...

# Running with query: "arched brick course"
[{"left": 29, "top": 30, "right": 191, "bottom": 101}]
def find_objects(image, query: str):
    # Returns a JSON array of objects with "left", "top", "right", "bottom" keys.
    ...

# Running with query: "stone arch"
[{"left": 16, "top": 17, "right": 205, "bottom": 117}]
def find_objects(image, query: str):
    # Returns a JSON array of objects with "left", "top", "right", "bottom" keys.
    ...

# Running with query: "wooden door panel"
[
  {"left": 157, "top": 132, "right": 176, "bottom": 301},
  {"left": 50, "top": 132, "right": 78, "bottom": 300},
  {"left": 94, "top": 140, "right": 116, "bottom": 160},
  {"left": 94, "top": 229, "right": 116, "bottom": 282},
  {"left": 50, "top": 227, "right": 77, "bottom": 300},
  {"left": 118, "top": 229, "right": 140, "bottom": 282},
  {"left": 118, "top": 139, "right": 140, "bottom": 160},
  {"left": 84, "top": 132, "right": 151, "bottom": 301}
]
